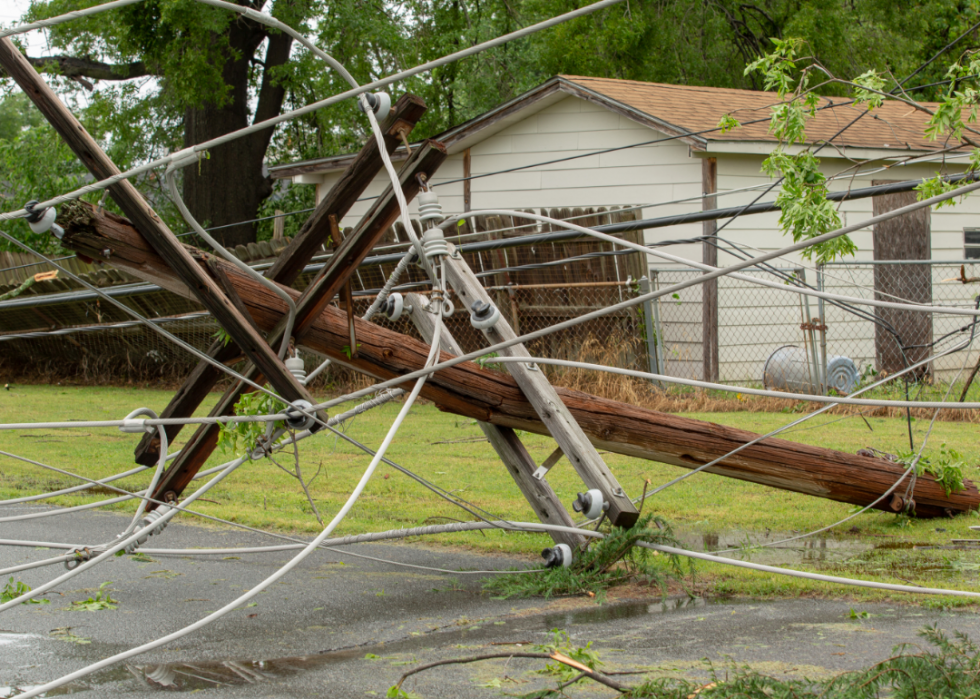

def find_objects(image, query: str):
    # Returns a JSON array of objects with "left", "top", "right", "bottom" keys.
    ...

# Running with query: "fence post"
[
  {"left": 639, "top": 276, "right": 664, "bottom": 388},
  {"left": 798, "top": 268, "right": 822, "bottom": 395},
  {"left": 817, "top": 264, "right": 828, "bottom": 395}
]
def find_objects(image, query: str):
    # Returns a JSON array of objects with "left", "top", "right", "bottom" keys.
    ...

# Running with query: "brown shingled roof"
[{"left": 562, "top": 75, "right": 963, "bottom": 153}]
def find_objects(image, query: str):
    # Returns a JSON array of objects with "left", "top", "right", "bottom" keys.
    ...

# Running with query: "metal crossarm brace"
[
  {"left": 145, "top": 141, "right": 448, "bottom": 503},
  {"left": 405, "top": 293, "right": 585, "bottom": 549},
  {"left": 0, "top": 37, "right": 325, "bottom": 424},
  {"left": 134, "top": 94, "right": 428, "bottom": 465},
  {"left": 442, "top": 244, "right": 640, "bottom": 528}
]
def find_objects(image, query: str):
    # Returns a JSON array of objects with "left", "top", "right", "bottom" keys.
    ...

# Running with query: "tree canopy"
[{"left": 1, "top": 0, "right": 979, "bottom": 254}]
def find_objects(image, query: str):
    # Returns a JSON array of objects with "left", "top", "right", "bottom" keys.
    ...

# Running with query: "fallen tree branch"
[{"left": 391, "top": 651, "right": 629, "bottom": 694}]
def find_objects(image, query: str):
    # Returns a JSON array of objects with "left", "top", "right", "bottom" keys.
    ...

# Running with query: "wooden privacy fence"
[{"left": 0, "top": 205, "right": 652, "bottom": 381}]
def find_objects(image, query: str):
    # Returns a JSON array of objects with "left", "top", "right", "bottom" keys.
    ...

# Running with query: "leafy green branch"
[
  {"left": 216, "top": 390, "right": 288, "bottom": 456},
  {"left": 897, "top": 443, "right": 968, "bottom": 498},
  {"left": 719, "top": 40, "right": 980, "bottom": 263},
  {"left": 725, "top": 38, "right": 851, "bottom": 265}
]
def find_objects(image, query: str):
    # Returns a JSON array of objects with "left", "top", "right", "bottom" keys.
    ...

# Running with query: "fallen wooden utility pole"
[
  {"left": 59, "top": 202, "right": 980, "bottom": 519},
  {"left": 142, "top": 141, "right": 447, "bottom": 503}
]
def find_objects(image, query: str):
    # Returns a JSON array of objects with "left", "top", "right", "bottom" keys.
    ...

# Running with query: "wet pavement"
[{"left": 2, "top": 508, "right": 980, "bottom": 697}]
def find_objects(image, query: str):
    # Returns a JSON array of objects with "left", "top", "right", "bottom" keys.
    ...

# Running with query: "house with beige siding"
[{"left": 271, "top": 76, "right": 980, "bottom": 384}]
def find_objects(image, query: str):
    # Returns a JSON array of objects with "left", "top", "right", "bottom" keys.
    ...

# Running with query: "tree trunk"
[
  {"left": 182, "top": 20, "right": 291, "bottom": 248},
  {"left": 872, "top": 181, "right": 932, "bottom": 379}
]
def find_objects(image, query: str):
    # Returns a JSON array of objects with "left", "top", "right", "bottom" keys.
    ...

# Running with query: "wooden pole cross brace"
[{"left": 532, "top": 446, "right": 565, "bottom": 481}]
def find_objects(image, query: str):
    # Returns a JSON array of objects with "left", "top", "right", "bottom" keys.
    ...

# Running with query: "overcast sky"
[{"left": 3, "top": 1, "right": 59, "bottom": 54}]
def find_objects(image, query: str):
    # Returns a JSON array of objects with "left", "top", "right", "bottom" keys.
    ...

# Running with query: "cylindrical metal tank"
[{"left": 763, "top": 346, "right": 859, "bottom": 395}]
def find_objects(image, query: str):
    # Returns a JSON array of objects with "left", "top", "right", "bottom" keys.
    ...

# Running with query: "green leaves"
[
  {"left": 852, "top": 69, "right": 887, "bottom": 110},
  {"left": 1, "top": 577, "right": 49, "bottom": 605},
  {"left": 766, "top": 151, "right": 851, "bottom": 264},
  {"left": 534, "top": 629, "right": 603, "bottom": 682},
  {"left": 216, "top": 390, "right": 288, "bottom": 456},
  {"left": 212, "top": 328, "right": 233, "bottom": 347},
  {"left": 898, "top": 443, "right": 968, "bottom": 498},
  {"left": 483, "top": 514, "right": 690, "bottom": 600},
  {"left": 69, "top": 581, "right": 117, "bottom": 611},
  {"left": 744, "top": 37, "right": 807, "bottom": 97},
  {"left": 717, "top": 113, "right": 740, "bottom": 134},
  {"left": 746, "top": 39, "right": 853, "bottom": 264}
]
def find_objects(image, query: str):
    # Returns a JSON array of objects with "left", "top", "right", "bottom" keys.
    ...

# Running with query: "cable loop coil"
[
  {"left": 64, "top": 547, "right": 94, "bottom": 571},
  {"left": 123, "top": 505, "right": 173, "bottom": 554},
  {"left": 428, "top": 289, "right": 455, "bottom": 318}
]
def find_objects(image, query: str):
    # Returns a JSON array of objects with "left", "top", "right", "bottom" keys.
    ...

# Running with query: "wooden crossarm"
[
  {"left": 141, "top": 141, "right": 447, "bottom": 503},
  {"left": 132, "top": 94, "right": 428, "bottom": 465}
]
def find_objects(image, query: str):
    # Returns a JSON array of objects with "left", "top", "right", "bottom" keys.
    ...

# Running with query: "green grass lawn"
[{"left": 1, "top": 383, "right": 979, "bottom": 604}]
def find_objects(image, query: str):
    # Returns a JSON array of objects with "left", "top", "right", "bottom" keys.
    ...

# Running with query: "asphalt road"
[{"left": 2, "top": 507, "right": 979, "bottom": 697}]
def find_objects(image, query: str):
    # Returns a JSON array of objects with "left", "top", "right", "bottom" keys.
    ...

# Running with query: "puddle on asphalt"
[
  {"left": 674, "top": 528, "right": 871, "bottom": 566},
  {"left": 4, "top": 597, "right": 711, "bottom": 694},
  {"left": 542, "top": 595, "right": 707, "bottom": 628}
]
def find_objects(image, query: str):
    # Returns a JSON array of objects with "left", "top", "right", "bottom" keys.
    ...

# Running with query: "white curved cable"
[
  {"left": 363, "top": 103, "right": 436, "bottom": 282},
  {"left": 0, "top": 555, "right": 76, "bottom": 577},
  {"left": 484, "top": 341, "right": 975, "bottom": 409},
  {"left": 0, "top": 229, "right": 305, "bottom": 413},
  {"left": 711, "top": 342, "right": 973, "bottom": 556},
  {"left": 2, "top": 0, "right": 357, "bottom": 90},
  {"left": 0, "top": 456, "right": 245, "bottom": 612},
  {"left": 0, "top": 493, "right": 135, "bottom": 523},
  {"left": 12, "top": 301, "right": 447, "bottom": 698},
  {"left": 442, "top": 208, "right": 980, "bottom": 319},
  {"left": 0, "top": 0, "right": 625, "bottom": 222},
  {"left": 0, "top": 464, "right": 150, "bottom": 506},
  {"left": 118, "top": 408, "right": 167, "bottom": 536}
]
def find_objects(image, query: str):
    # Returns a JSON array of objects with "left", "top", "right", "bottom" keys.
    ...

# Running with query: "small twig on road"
[{"left": 391, "top": 652, "right": 630, "bottom": 694}]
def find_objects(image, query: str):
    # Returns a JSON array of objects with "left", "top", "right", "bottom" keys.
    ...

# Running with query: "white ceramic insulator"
[
  {"left": 582, "top": 489, "right": 606, "bottom": 520},
  {"left": 359, "top": 92, "right": 392, "bottom": 120},
  {"left": 285, "top": 399, "right": 316, "bottom": 431},
  {"left": 384, "top": 292, "right": 406, "bottom": 321},
  {"left": 285, "top": 356, "right": 307, "bottom": 385},
  {"left": 470, "top": 302, "right": 501, "bottom": 329},
  {"left": 554, "top": 543, "right": 572, "bottom": 568},
  {"left": 421, "top": 228, "right": 450, "bottom": 259},
  {"left": 417, "top": 191, "right": 444, "bottom": 226}
]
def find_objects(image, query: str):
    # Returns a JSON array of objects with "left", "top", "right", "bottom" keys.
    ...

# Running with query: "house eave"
[{"left": 697, "top": 140, "right": 968, "bottom": 163}]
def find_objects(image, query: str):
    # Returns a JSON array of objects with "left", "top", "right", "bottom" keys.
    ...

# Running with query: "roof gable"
[
  {"left": 562, "top": 75, "right": 956, "bottom": 153},
  {"left": 271, "top": 75, "right": 960, "bottom": 178}
]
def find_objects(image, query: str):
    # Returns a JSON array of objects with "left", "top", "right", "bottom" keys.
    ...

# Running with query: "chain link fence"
[{"left": 649, "top": 261, "right": 980, "bottom": 388}]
